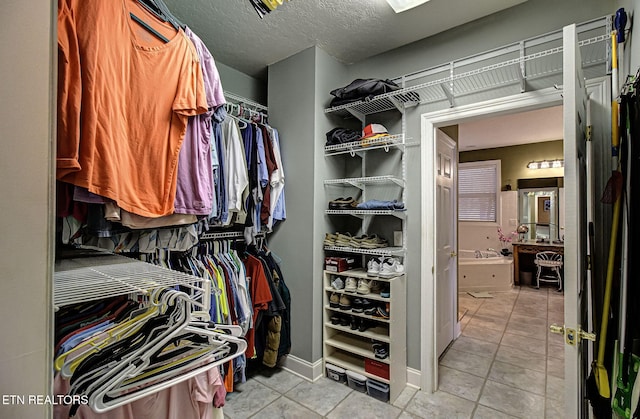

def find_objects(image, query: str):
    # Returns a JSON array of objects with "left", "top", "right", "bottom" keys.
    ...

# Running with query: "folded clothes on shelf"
[
  {"left": 356, "top": 200, "right": 405, "bottom": 210},
  {"left": 325, "top": 127, "right": 361, "bottom": 146}
]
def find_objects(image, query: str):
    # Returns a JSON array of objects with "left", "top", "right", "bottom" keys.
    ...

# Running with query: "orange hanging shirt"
[{"left": 57, "top": 0, "right": 208, "bottom": 217}]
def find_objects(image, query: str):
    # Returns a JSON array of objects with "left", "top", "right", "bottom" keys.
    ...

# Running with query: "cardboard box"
[
  {"left": 365, "top": 358, "right": 390, "bottom": 380},
  {"left": 324, "top": 256, "right": 358, "bottom": 272}
]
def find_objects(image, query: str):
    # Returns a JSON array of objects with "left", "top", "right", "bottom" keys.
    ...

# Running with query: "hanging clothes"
[
  {"left": 174, "top": 27, "right": 226, "bottom": 216},
  {"left": 57, "top": 0, "right": 208, "bottom": 217}
]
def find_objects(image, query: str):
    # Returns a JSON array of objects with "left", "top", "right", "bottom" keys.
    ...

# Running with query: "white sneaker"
[
  {"left": 356, "top": 279, "right": 371, "bottom": 295},
  {"left": 379, "top": 258, "right": 405, "bottom": 278},
  {"left": 331, "top": 277, "right": 345, "bottom": 290},
  {"left": 367, "top": 258, "right": 383, "bottom": 277},
  {"left": 344, "top": 277, "right": 357, "bottom": 292}
]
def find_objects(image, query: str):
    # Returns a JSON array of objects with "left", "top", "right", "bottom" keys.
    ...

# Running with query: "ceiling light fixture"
[
  {"left": 385, "top": 0, "right": 430, "bottom": 13},
  {"left": 527, "top": 159, "right": 564, "bottom": 170}
]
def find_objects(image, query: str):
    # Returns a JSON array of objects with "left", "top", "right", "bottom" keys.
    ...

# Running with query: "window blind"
[{"left": 459, "top": 163, "right": 498, "bottom": 222}]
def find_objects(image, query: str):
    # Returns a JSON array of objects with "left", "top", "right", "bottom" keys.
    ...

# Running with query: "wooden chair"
[{"left": 534, "top": 251, "right": 563, "bottom": 291}]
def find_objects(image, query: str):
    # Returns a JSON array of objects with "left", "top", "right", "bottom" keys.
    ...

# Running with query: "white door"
[
  {"left": 562, "top": 23, "right": 590, "bottom": 418},
  {"left": 436, "top": 130, "right": 457, "bottom": 357}
]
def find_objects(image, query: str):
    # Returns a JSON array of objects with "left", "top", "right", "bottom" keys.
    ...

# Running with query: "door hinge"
[{"left": 549, "top": 324, "right": 596, "bottom": 346}]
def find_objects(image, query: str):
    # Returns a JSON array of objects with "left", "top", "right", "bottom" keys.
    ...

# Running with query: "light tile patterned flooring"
[{"left": 223, "top": 285, "right": 564, "bottom": 418}]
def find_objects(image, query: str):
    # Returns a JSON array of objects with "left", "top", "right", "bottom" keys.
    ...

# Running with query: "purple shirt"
[{"left": 174, "top": 27, "right": 226, "bottom": 215}]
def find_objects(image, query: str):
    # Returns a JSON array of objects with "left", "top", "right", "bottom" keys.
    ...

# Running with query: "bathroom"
[{"left": 456, "top": 107, "right": 566, "bottom": 293}]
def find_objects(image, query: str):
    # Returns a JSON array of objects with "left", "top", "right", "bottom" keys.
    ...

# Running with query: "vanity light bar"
[{"left": 527, "top": 159, "right": 564, "bottom": 169}]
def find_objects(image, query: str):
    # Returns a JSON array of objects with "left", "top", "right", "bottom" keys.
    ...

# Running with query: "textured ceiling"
[{"left": 163, "top": 0, "right": 527, "bottom": 79}]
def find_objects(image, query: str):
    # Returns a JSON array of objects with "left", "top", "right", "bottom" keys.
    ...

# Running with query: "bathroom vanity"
[{"left": 512, "top": 240, "right": 564, "bottom": 285}]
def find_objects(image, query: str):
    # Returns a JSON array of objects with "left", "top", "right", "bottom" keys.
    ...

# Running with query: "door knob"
[{"left": 450, "top": 251, "right": 457, "bottom": 257}]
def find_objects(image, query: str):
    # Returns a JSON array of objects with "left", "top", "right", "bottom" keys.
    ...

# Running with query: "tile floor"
[{"left": 223, "top": 285, "right": 564, "bottom": 418}]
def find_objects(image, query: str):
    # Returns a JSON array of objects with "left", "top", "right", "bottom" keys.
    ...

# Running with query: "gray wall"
[
  {"left": 347, "top": 0, "right": 616, "bottom": 81},
  {"left": 217, "top": 61, "right": 267, "bottom": 105},
  {"left": 268, "top": 46, "right": 350, "bottom": 362},
  {"left": 0, "top": 0, "right": 54, "bottom": 418}
]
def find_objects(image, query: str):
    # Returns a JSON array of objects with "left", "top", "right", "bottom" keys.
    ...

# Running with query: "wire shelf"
[
  {"left": 325, "top": 209, "right": 406, "bottom": 219},
  {"left": 323, "top": 245, "right": 405, "bottom": 257},
  {"left": 324, "top": 175, "right": 405, "bottom": 188},
  {"left": 54, "top": 254, "right": 210, "bottom": 309},
  {"left": 324, "top": 18, "right": 609, "bottom": 117},
  {"left": 324, "top": 134, "right": 407, "bottom": 156},
  {"left": 224, "top": 92, "right": 268, "bottom": 112}
]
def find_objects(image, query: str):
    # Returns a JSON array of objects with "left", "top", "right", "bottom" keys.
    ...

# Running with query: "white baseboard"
[
  {"left": 406, "top": 367, "right": 421, "bottom": 389},
  {"left": 282, "top": 356, "right": 422, "bottom": 390},
  {"left": 281, "top": 355, "right": 324, "bottom": 382}
]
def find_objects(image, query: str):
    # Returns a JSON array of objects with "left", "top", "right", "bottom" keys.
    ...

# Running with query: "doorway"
[
  {"left": 420, "top": 86, "right": 564, "bottom": 391},
  {"left": 421, "top": 73, "right": 610, "bottom": 417}
]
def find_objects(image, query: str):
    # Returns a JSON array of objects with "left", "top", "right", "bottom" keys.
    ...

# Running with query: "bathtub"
[{"left": 458, "top": 250, "right": 514, "bottom": 292}]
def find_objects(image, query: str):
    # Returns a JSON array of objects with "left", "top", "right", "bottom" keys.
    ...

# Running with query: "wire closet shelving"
[
  {"left": 54, "top": 253, "right": 210, "bottom": 312},
  {"left": 324, "top": 17, "right": 611, "bottom": 118}
]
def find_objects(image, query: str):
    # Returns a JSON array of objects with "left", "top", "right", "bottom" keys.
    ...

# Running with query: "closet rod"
[{"left": 199, "top": 230, "right": 266, "bottom": 241}]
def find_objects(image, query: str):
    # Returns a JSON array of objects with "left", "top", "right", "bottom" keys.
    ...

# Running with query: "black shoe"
[
  {"left": 364, "top": 303, "right": 379, "bottom": 316},
  {"left": 339, "top": 315, "right": 350, "bottom": 327},
  {"left": 350, "top": 316, "right": 359, "bottom": 330},
  {"left": 358, "top": 319, "right": 371, "bottom": 332},
  {"left": 352, "top": 298, "right": 364, "bottom": 313}
]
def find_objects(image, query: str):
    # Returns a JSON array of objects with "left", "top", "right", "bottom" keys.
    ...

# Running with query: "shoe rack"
[
  {"left": 322, "top": 268, "right": 406, "bottom": 402},
  {"left": 322, "top": 88, "right": 411, "bottom": 403}
]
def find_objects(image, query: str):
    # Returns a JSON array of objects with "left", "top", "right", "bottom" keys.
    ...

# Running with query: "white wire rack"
[
  {"left": 324, "top": 134, "right": 408, "bottom": 156},
  {"left": 324, "top": 17, "right": 610, "bottom": 117},
  {"left": 54, "top": 253, "right": 210, "bottom": 312},
  {"left": 324, "top": 175, "right": 405, "bottom": 188},
  {"left": 323, "top": 245, "right": 405, "bottom": 257},
  {"left": 325, "top": 209, "right": 406, "bottom": 219},
  {"left": 224, "top": 92, "right": 268, "bottom": 112}
]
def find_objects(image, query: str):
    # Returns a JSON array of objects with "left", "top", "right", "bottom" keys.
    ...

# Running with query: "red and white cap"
[{"left": 361, "top": 123, "right": 389, "bottom": 140}]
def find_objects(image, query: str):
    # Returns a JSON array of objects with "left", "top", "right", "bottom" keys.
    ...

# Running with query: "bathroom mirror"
[{"left": 518, "top": 187, "right": 561, "bottom": 241}]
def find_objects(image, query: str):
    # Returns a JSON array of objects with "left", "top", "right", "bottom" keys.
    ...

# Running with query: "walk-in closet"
[{"left": 2, "top": 1, "right": 640, "bottom": 418}]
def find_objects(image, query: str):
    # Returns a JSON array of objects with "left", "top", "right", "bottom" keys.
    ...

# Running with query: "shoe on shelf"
[
  {"left": 350, "top": 316, "right": 360, "bottom": 330},
  {"left": 328, "top": 197, "right": 358, "bottom": 210},
  {"left": 360, "top": 234, "right": 388, "bottom": 249},
  {"left": 351, "top": 298, "right": 364, "bottom": 313},
  {"left": 339, "top": 315, "right": 350, "bottom": 327},
  {"left": 344, "top": 277, "right": 357, "bottom": 293},
  {"left": 349, "top": 234, "right": 369, "bottom": 248},
  {"left": 379, "top": 257, "right": 405, "bottom": 278},
  {"left": 330, "top": 315, "right": 340, "bottom": 325},
  {"left": 372, "top": 342, "right": 389, "bottom": 359},
  {"left": 339, "top": 294, "right": 352, "bottom": 310},
  {"left": 380, "top": 283, "right": 391, "bottom": 298},
  {"left": 329, "top": 292, "right": 340, "bottom": 308},
  {"left": 363, "top": 303, "right": 379, "bottom": 317},
  {"left": 360, "top": 298, "right": 374, "bottom": 312},
  {"left": 367, "top": 257, "right": 383, "bottom": 277},
  {"left": 331, "top": 277, "right": 345, "bottom": 290},
  {"left": 356, "top": 279, "right": 371, "bottom": 295},
  {"left": 369, "top": 280, "right": 382, "bottom": 294},
  {"left": 372, "top": 303, "right": 390, "bottom": 320},
  {"left": 358, "top": 319, "right": 371, "bottom": 332},
  {"left": 323, "top": 232, "right": 338, "bottom": 246},
  {"left": 334, "top": 232, "right": 353, "bottom": 247}
]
